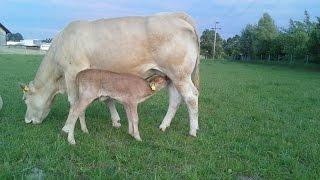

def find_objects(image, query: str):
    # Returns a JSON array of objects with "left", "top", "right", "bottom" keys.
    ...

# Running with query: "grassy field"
[
  {"left": 0, "top": 54, "right": 320, "bottom": 179},
  {"left": 0, "top": 46, "right": 46, "bottom": 55}
]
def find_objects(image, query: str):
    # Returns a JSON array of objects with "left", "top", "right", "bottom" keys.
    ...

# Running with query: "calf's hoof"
[
  {"left": 112, "top": 121, "right": 121, "bottom": 128},
  {"left": 131, "top": 133, "right": 142, "bottom": 141},
  {"left": 134, "top": 136, "right": 142, "bottom": 142}
]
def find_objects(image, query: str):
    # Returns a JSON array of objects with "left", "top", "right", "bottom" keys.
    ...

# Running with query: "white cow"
[{"left": 20, "top": 12, "right": 200, "bottom": 136}]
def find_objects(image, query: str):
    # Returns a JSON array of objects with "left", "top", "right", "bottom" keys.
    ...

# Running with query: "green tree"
[
  {"left": 253, "top": 13, "right": 278, "bottom": 59},
  {"left": 271, "top": 31, "right": 286, "bottom": 60},
  {"left": 6, "top": 33, "right": 23, "bottom": 42},
  {"left": 283, "top": 30, "right": 309, "bottom": 61},
  {"left": 224, "top": 35, "right": 240, "bottom": 60},
  {"left": 308, "top": 17, "right": 320, "bottom": 63},
  {"left": 200, "top": 29, "right": 225, "bottom": 59},
  {"left": 42, "top": 38, "right": 52, "bottom": 43},
  {"left": 304, "top": 10, "right": 312, "bottom": 35},
  {"left": 282, "top": 13, "right": 311, "bottom": 61},
  {"left": 239, "top": 24, "right": 256, "bottom": 59}
]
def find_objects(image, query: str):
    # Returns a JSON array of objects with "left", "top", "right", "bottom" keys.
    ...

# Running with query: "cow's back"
[{"left": 48, "top": 12, "right": 198, "bottom": 78}]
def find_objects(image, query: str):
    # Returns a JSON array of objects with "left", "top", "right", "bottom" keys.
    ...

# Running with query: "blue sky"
[{"left": 0, "top": 0, "right": 319, "bottom": 39}]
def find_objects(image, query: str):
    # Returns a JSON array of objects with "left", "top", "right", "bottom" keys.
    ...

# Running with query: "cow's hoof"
[
  {"left": 68, "top": 137, "right": 76, "bottom": 145},
  {"left": 61, "top": 126, "right": 70, "bottom": 133},
  {"left": 159, "top": 124, "right": 168, "bottom": 132},
  {"left": 112, "top": 121, "right": 121, "bottom": 128},
  {"left": 60, "top": 129, "right": 69, "bottom": 137},
  {"left": 32, "top": 121, "right": 41, "bottom": 125},
  {"left": 25, "top": 119, "right": 32, "bottom": 124},
  {"left": 189, "top": 130, "right": 197, "bottom": 137}
]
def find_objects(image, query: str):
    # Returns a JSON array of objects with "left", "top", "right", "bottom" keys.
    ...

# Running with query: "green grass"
[{"left": 1, "top": 54, "right": 320, "bottom": 179}]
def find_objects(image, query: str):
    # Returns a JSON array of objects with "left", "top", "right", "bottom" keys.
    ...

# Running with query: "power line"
[
  {"left": 224, "top": 0, "right": 257, "bottom": 18},
  {"left": 221, "top": 0, "right": 238, "bottom": 17},
  {"left": 215, "top": 0, "right": 256, "bottom": 39}
]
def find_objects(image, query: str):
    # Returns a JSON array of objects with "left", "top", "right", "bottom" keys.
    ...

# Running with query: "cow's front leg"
[
  {"left": 65, "top": 106, "right": 79, "bottom": 145},
  {"left": 61, "top": 74, "right": 78, "bottom": 135},
  {"left": 104, "top": 99, "right": 121, "bottom": 128}
]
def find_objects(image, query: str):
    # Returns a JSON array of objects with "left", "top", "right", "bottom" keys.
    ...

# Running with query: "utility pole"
[{"left": 211, "top": 21, "right": 221, "bottom": 60}]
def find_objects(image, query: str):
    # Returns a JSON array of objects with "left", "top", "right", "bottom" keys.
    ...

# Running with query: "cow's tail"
[
  {"left": 74, "top": 74, "right": 80, "bottom": 101},
  {"left": 172, "top": 12, "right": 200, "bottom": 91},
  {"left": 191, "top": 25, "right": 200, "bottom": 92},
  {"left": 156, "top": 12, "right": 200, "bottom": 91},
  {"left": 192, "top": 51, "right": 200, "bottom": 92}
]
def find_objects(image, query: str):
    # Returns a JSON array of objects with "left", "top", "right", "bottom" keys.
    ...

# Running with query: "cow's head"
[{"left": 20, "top": 82, "right": 53, "bottom": 124}]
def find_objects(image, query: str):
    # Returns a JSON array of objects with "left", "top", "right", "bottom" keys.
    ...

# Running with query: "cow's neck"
[{"left": 33, "top": 55, "right": 61, "bottom": 98}]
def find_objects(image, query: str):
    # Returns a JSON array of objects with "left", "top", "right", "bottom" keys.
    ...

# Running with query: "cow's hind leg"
[
  {"left": 173, "top": 78, "right": 199, "bottom": 137},
  {"left": 159, "top": 82, "right": 182, "bottom": 131},
  {"left": 104, "top": 99, "right": 121, "bottom": 128}
]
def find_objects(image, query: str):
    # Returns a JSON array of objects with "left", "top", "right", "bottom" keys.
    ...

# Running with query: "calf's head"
[
  {"left": 20, "top": 82, "right": 54, "bottom": 124},
  {"left": 148, "top": 76, "right": 169, "bottom": 92}
]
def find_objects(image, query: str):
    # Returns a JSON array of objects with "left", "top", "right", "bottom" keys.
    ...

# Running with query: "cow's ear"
[{"left": 20, "top": 83, "right": 30, "bottom": 93}]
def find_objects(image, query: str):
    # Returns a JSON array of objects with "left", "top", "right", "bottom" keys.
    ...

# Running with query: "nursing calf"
[{"left": 65, "top": 69, "right": 168, "bottom": 145}]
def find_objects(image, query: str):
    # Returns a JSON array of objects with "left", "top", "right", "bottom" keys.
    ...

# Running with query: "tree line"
[
  {"left": 6, "top": 33, "right": 53, "bottom": 43},
  {"left": 201, "top": 10, "right": 320, "bottom": 63},
  {"left": 6, "top": 33, "right": 23, "bottom": 42}
]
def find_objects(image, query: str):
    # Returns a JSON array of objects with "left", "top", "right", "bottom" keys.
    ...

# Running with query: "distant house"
[
  {"left": 7, "top": 39, "right": 51, "bottom": 51},
  {"left": 40, "top": 43, "right": 51, "bottom": 51},
  {"left": 6, "top": 41, "right": 22, "bottom": 46},
  {"left": 21, "top": 39, "right": 42, "bottom": 47},
  {"left": 0, "top": 23, "right": 11, "bottom": 46}
]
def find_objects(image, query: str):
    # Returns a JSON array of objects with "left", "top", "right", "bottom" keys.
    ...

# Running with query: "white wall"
[{"left": 0, "top": 28, "right": 6, "bottom": 45}]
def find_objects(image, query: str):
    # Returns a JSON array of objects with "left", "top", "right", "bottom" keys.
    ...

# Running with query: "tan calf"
[{"left": 65, "top": 69, "right": 168, "bottom": 145}]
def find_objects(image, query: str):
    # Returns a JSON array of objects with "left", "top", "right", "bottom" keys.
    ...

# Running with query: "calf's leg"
[
  {"left": 104, "top": 99, "right": 121, "bottom": 128},
  {"left": 124, "top": 103, "right": 141, "bottom": 141},
  {"left": 79, "top": 112, "right": 89, "bottom": 133},
  {"left": 124, "top": 104, "right": 133, "bottom": 136},
  {"left": 67, "top": 98, "right": 94, "bottom": 145}
]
